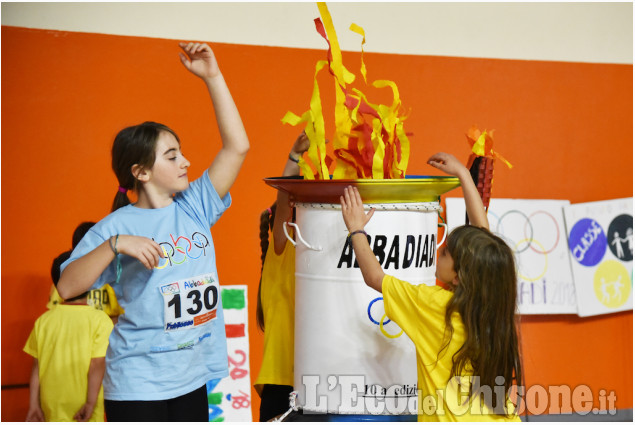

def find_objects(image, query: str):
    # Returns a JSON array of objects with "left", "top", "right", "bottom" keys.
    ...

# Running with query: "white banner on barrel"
[
  {"left": 446, "top": 198, "right": 577, "bottom": 315},
  {"left": 563, "top": 198, "right": 633, "bottom": 317}
]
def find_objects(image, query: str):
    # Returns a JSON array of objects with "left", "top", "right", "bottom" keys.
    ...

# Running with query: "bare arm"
[
  {"left": 179, "top": 42, "right": 249, "bottom": 199},
  {"left": 272, "top": 132, "right": 310, "bottom": 254},
  {"left": 26, "top": 359, "right": 44, "bottom": 422},
  {"left": 427, "top": 152, "right": 489, "bottom": 229},
  {"left": 74, "top": 357, "right": 106, "bottom": 422},
  {"left": 340, "top": 186, "right": 384, "bottom": 292},
  {"left": 57, "top": 235, "right": 164, "bottom": 300}
]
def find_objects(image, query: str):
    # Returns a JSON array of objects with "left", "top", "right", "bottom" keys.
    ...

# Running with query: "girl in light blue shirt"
[{"left": 59, "top": 41, "right": 249, "bottom": 421}]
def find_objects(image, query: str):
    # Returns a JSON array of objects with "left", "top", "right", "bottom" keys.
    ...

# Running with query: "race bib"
[{"left": 159, "top": 273, "right": 219, "bottom": 332}]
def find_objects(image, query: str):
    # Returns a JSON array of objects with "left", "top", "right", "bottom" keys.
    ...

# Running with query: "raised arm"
[
  {"left": 340, "top": 186, "right": 384, "bottom": 292},
  {"left": 427, "top": 152, "right": 489, "bottom": 229},
  {"left": 179, "top": 42, "right": 249, "bottom": 199},
  {"left": 272, "top": 132, "right": 310, "bottom": 254}
]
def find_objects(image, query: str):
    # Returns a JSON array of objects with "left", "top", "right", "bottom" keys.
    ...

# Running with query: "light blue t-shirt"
[{"left": 62, "top": 173, "right": 231, "bottom": 401}]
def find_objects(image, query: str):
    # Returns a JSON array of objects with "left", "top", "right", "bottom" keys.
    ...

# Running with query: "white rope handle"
[
  {"left": 282, "top": 221, "right": 296, "bottom": 247},
  {"left": 283, "top": 222, "right": 322, "bottom": 251},
  {"left": 437, "top": 222, "right": 448, "bottom": 248},
  {"left": 274, "top": 391, "right": 299, "bottom": 422}
]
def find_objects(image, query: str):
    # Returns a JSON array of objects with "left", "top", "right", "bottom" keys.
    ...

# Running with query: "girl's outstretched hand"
[
  {"left": 340, "top": 186, "right": 375, "bottom": 232},
  {"left": 427, "top": 152, "right": 468, "bottom": 177},
  {"left": 429, "top": 151, "right": 489, "bottom": 228},
  {"left": 290, "top": 131, "right": 310, "bottom": 158},
  {"left": 179, "top": 42, "right": 221, "bottom": 80},
  {"left": 115, "top": 235, "right": 165, "bottom": 270}
]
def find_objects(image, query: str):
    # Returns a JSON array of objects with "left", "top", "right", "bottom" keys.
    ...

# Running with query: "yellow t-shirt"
[
  {"left": 48, "top": 284, "right": 125, "bottom": 318},
  {"left": 254, "top": 238, "right": 295, "bottom": 395},
  {"left": 382, "top": 275, "right": 520, "bottom": 422},
  {"left": 24, "top": 305, "right": 113, "bottom": 421}
]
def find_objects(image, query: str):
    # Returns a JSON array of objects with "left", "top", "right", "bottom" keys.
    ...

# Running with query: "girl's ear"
[
  {"left": 451, "top": 275, "right": 460, "bottom": 287},
  {"left": 131, "top": 164, "right": 150, "bottom": 183}
]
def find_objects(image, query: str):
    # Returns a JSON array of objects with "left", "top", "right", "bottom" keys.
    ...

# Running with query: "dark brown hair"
[
  {"left": 54, "top": 221, "right": 97, "bottom": 302},
  {"left": 256, "top": 203, "right": 276, "bottom": 332},
  {"left": 442, "top": 225, "right": 522, "bottom": 417},
  {"left": 111, "top": 122, "right": 180, "bottom": 212},
  {"left": 72, "top": 221, "right": 96, "bottom": 248}
]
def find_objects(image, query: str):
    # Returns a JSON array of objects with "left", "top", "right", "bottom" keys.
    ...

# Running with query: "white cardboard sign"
[
  {"left": 446, "top": 198, "right": 577, "bottom": 315},
  {"left": 563, "top": 198, "right": 633, "bottom": 317}
]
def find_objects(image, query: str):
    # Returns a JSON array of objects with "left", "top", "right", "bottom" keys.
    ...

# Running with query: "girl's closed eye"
[{"left": 169, "top": 151, "right": 183, "bottom": 161}]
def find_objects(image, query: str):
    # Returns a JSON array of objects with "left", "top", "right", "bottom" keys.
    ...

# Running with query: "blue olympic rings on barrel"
[
  {"left": 367, "top": 297, "right": 403, "bottom": 338},
  {"left": 367, "top": 297, "right": 391, "bottom": 326}
]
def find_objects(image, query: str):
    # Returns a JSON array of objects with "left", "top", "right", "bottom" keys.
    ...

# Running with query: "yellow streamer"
[
  {"left": 349, "top": 23, "right": 367, "bottom": 84},
  {"left": 371, "top": 118, "right": 385, "bottom": 179},
  {"left": 317, "top": 2, "right": 355, "bottom": 86},
  {"left": 282, "top": 2, "right": 413, "bottom": 180}
]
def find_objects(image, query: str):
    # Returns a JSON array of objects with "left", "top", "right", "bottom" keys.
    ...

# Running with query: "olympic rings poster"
[
  {"left": 563, "top": 198, "right": 633, "bottom": 317},
  {"left": 445, "top": 198, "right": 577, "bottom": 315},
  {"left": 207, "top": 285, "right": 253, "bottom": 422}
]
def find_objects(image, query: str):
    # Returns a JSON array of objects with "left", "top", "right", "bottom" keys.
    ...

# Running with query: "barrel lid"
[{"left": 263, "top": 175, "right": 460, "bottom": 204}]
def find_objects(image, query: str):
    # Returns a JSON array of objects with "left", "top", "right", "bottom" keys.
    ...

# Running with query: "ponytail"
[
  {"left": 256, "top": 203, "right": 276, "bottom": 332},
  {"left": 112, "top": 188, "right": 131, "bottom": 212}
]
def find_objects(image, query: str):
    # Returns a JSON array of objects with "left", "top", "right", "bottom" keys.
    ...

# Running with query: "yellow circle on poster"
[{"left": 593, "top": 260, "right": 631, "bottom": 308}]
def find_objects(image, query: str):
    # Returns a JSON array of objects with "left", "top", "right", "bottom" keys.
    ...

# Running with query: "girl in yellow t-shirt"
[
  {"left": 255, "top": 132, "right": 309, "bottom": 421},
  {"left": 339, "top": 152, "right": 522, "bottom": 421}
]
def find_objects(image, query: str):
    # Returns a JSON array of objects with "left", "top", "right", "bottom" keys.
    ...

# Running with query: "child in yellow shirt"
[
  {"left": 255, "top": 132, "right": 309, "bottom": 421},
  {"left": 340, "top": 152, "right": 522, "bottom": 421},
  {"left": 25, "top": 251, "right": 113, "bottom": 421}
]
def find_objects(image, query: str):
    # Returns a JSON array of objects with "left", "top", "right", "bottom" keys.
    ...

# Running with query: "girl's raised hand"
[
  {"left": 340, "top": 186, "right": 375, "bottom": 233},
  {"left": 179, "top": 42, "right": 221, "bottom": 80},
  {"left": 427, "top": 152, "right": 467, "bottom": 177},
  {"left": 290, "top": 131, "right": 310, "bottom": 158},
  {"left": 429, "top": 151, "right": 489, "bottom": 228},
  {"left": 115, "top": 235, "right": 165, "bottom": 270}
]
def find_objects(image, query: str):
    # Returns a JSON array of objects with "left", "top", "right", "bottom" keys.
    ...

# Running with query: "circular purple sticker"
[{"left": 568, "top": 218, "right": 607, "bottom": 267}]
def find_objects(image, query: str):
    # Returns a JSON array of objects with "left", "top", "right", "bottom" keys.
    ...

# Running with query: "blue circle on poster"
[{"left": 568, "top": 218, "right": 607, "bottom": 267}]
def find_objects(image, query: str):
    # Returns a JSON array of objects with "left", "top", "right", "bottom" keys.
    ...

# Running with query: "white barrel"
[{"left": 292, "top": 202, "right": 443, "bottom": 415}]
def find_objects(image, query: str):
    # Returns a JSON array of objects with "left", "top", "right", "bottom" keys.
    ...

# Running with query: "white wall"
[{"left": 1, "top": 2, "right": 633, "bottom": 64}]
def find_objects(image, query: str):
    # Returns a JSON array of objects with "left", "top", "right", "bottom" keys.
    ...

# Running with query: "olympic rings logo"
[
  {"left": 490, "top": 209, "right": 561, "bottom": 282},
  {"left": 367, "top": 297, "right": 403, "bottom": 339},
  {"left": 154, "top": 232, "right": 210, "bottom": 270}
]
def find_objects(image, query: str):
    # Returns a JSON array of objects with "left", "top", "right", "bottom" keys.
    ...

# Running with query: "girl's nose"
[{"left": 181, "top": 156, "right": 191, "bottom": 168}]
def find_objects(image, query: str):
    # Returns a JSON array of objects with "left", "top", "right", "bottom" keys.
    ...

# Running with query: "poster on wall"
[
  {"left": 446, "top": 198, "right": 577, "bottom": 314},
  {"left": 563, "top": 198, "right": 633, "bottom": 317},
  {"left": 207, "top": 285, "right": 253, "bottom": 422}
]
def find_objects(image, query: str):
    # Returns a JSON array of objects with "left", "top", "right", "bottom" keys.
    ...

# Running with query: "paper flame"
[{"left": 282, "top": 2, "right": 411, "bottom": 180}]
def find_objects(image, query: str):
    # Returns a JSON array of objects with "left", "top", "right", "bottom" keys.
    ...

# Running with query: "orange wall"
[{"left": 1, "top": 26, "right": 632, "bottom": 421}]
